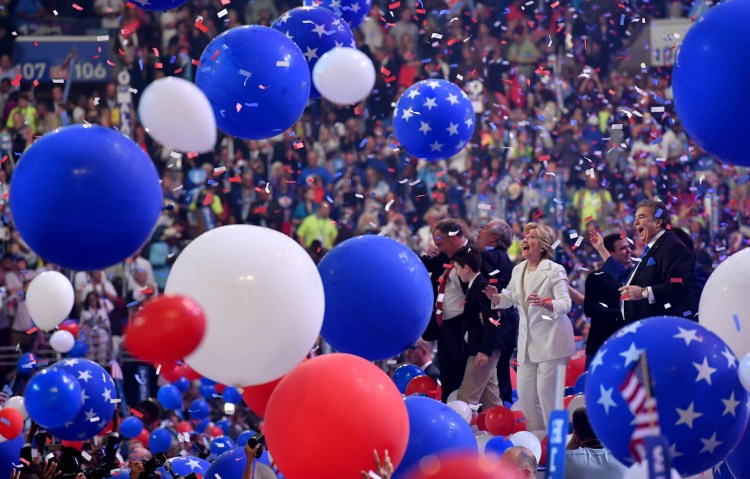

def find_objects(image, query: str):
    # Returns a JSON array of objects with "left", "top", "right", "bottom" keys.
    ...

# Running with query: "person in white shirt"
[{"left": 565, "top": 407, "right": 627, "bottom": 479}]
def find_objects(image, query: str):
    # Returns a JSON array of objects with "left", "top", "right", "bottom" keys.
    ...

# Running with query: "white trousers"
[{"left": 516, "top": 356, "right": 568, "bottom": 431}]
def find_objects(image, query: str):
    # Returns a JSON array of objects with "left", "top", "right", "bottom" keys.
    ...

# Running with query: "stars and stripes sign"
[{"left": 619, "top": 353, "right": 661, "bottom": 462}]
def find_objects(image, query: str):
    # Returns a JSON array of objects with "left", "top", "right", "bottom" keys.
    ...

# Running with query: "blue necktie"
[{"left": 624, "top": 245, "right": 650, "bottom": 286}]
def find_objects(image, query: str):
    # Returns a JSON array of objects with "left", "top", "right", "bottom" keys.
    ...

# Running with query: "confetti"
[
  {"left": 72, "top": 3, "right": 83, "bottom": 10},
  {"left": 734, "top": 314, "right": 741, "bottom": 331},
  {"left": 276, "top": 60, "right": 289, "bottom": 67}
]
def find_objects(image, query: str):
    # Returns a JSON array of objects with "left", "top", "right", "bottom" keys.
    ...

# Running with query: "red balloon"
[
  {"left": 213, "top": 383, "right": 226, "bottom": 394},
  {"left": 539, "top": 436, "right": 549, "bottom": 466},
  {"left": 265, "top": 354, "right": 409, "bottom": 479},
  {"left": 160, "top": 362, "right": 183, "bottom": 382},
  {"left": 176, "top": 421, "right": 193, "bottom": 434},
  {"left": 477, "top": 411, "right": 487, "bottom": 431},
  {"left": 134, "top": 429, "right": 150, "bottom": 447},
  {"left": 181, "top": 364, "right": 202, "bottom": 381},
  {"left": 124, "top": 295, "right": 206, "bottom": 363},
  {"left": 563, "top": 395, "right": 575, "bottom": 409},
  {"left": 403, "top": 452, "right": 521, "bottom": 479},
  {"left": 97, "top": 419, "right": 114, "bottom": 437},
  {"left": 208, "top": 425, "right": 224, "bottom": 437},
  {"left": 61, "top": 440, "right": 84, "bottom": 451},
  {"left": 484, "top": 406, "right": 515, "bottom": 437},
  {"left": 512, "top": 410, "right": 526, "bottom": 432},
  {"left": 566, "top": 351, "right": 585, "bottom": 388},
  {"left": 0, "top": 407, "right": 23, "bottom": 440},
  {"left": 242, "top": 377, "right": 283, "bottom": 417},
  {"left": 405, "top": 375, "right": 439, "bottom": 399},
  {"left": 59, "top": 320, "right": 80, "bottom": 338}
]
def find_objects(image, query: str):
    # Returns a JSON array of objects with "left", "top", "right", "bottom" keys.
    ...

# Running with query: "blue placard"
[
  {"left": 13, "top": 36, "right": 112, "bottom": 82},
  {"left": 644, "top": 435, "right": 672, "bottom": 479},
  {"left": 545, "top": 409, "right": 569, "bottom": 479}
]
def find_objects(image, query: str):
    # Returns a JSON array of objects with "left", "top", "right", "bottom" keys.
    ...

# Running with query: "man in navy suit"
[{"left": 617, "top": 200, "right": 696, "bottom": 322}]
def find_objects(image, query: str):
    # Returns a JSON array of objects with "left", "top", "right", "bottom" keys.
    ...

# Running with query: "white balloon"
[
  {"left": 5, "top": 396, "right": 27, "bottom": 420},
  {"left": 475, "top": 432, "right": 493, "bottom": 453},
  {"left": 26, "top": 271, "right": 74, "bottom": 331},
  {"left": 567, "top": 394, "right": 586, "bottom": 414},
  {"left": 529, "top": 430, "right": 546, "bottom": 441},
  {"left": 312, "top": 48, "right": 375, "bottom": 105},
  {"left": 509, "top": 431, "right": 542, "bottom": 463},
  {"left": 447, "top": 400, "right": 473, "bottom": 424},
  {"left": 446, "top": 389, "right": 459, "bottom": 404},
  {"left": 165, "top": 225, "right": 324, "bottom": 387},
  {"left": 138, "top": 77, "right": 217, "bottom": 153},
  {"left": 50, "top": 330, "right": 75, "bottom": 353},
  {"left": 699, "top": 248, "right": 750, "bottom": 357},
  {"left": 740, "top": 354, "right": 750, "bottom": 392},
  {"left": 624, "top": 461, "right": 682, "bottom": 479}
]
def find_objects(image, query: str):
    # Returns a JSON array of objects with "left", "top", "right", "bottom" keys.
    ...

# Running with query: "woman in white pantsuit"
[{"left": 484, "top": 222, "right": 575, "bottom": 431}]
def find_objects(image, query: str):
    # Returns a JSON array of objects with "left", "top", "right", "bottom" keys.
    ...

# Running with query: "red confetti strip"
[
  {"left": 195, "top": 20, "right": 207, "bottom": 33},
  {"left": 228, "top": 176, "right": 241, "bottom": 183},
  {"left": 131, "top": 409, "right": 143, "bottom": 418},
  {"left": 489, "top": 279, "right": 498, "bottom": 284},
  {"left": 192, "top": 59, "right": 201, "bottom": 66},
  {"left": 447, "top": 38, "right": 457, "bottom": 46},
  {"left": 538, "top": 154, "right": 550, "bottom": 161},
  {"left": 33, "top": 79, "right": 38, "bottom": 87},
  {"left": 11, "top": 74, "right": 21, "bottom": 87},
  {"left": 26, "top": 327, "right": 38, "bottom": 334},
  {"left": 380, "top": 66, "right": 391, "bottom": 76},
  {"left": 584, "top": 215, "right": 593, "bottom": 223},
  {"left": 389, "top": 2, "right": 401, "bottom": 9},
  {"left": 203, "top": 193, "right": 213, "bottom": 206},
  {"left": 72, "top": 3, "right": 83, "bottom": 10},
  {"left": 670, "top": 278, "right": 683, "bottom": 283},
  {"left": 551, "top": 1, "right": 559, "bottom": 6},
  {"left": 384, "top": 76, "right": 396, "bottom": 83}
]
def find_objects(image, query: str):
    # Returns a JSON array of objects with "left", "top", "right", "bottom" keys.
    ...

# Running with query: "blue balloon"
[
  {"left": 392, "top": 364, "right": 426, "bottom": 394},
  {"left": 9, "top": 125, "right": 162, "bottom": 270},
  {"left": 394, "top": 396, "right": 477, "bottom": 479},
  {"left": 673, "top": 0, "right": 750, "bottom": 167},
  {"left": 271, "top": 6, "right": 354, "bottom": 99},
  {"left": 215, "top": 418, "right": 231, "bottom": 436},
  {"left": 0, "top": 435, "right": 24, "bottom": 479},
  {"left": 393, "top": 79, "right": 475, "bottom": 161},
  {"left": 161, "top": 456, "right": 210, "bottom": 479},
  {"left": 47, "top": 358, "right": 117, "bottom": 440},
  {"left": 210, "top": 435, "right": 236, "bottom": 456},
  {"left": 584, "top": 317, "right": 749, "bottom": 476},
  {"left": 195, "top": 26, "right": 311, "bottom": 140},
  {"left": 223, "top": 386, "right": 242, "bottom": 405},
  {"left": 194, "top": 417, "right": 210, "bottom": 433},
  {"left": 199, "top": 377, "right": 217, "bottom": 386},
  {"left": 199, "top": 384, "right": 217, "bottom": 400},
  {"left": 237, "top": 430, "right": 257, "bottom": 448},
  {"left": 16, "top": 353, "right": 37, "bottom": 375},
  {"left": 149, "top": 427, "right": 173, "bottom": 454},
  {"left": 563, "top": 386, "right": 574, "bottom": 397},
  {"left": 158, "top": 384, "right": 183, "bottom": 410},
  {"left": 485, "top": 436, "right": 514, "bottom": 456},
  {"left": 67, "top": 341, "right": 88, "bottom": 358},
  {"left": 206, "top": 448, "right": 246, "bottom": 479},
  {"left": 304, "top": 0, "right": 371, "bottom": 28},
  {"left": 130, "top": 0, "right": 188, "bottom": 12},
  {"left": 726, "top": 424, "right": 750, "bottom": 477},
  {"left": 318, "top": 236, "right": 434, "bottom": 360},
  {"left": 573, "top": 372, "right": 587, "bottom": 395},
  {"left": 172, "top": 377, "right": 190, "bottom": 393},
  {"left": 189, "top": 399, "right": 210, "bottom": 421},
  {"left": 121, "top": 416, "right": 144, "bottom": 438},
  {"left": 25, "top": 367, "right": 82, "bottom": 429}
]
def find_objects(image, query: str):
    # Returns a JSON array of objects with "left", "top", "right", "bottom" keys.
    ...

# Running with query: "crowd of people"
[{"left": 0, "top": 0, "right": 746, "bottom": 477}]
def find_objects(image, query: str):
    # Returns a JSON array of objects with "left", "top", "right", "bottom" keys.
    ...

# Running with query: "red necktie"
[{"left": 435, "top": 262, "right": 453, "bottom": 327}]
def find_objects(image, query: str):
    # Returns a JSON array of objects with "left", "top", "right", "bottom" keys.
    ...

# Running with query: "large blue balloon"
[
  {"left": 9, "top": 125, "right": 162, "bottom": 270},
  {"left": 392, "top": 364, "right": 426, "bottom": 394},
  {"left": 726, "top": 424, "right": 750, "bottom": 477},
  {"left": 318, "top": 236, "right": 433, "bottom": 360},
  {"left": 394, "top": 396, "right": 477, "bottom": 479},
  {"left": 130, "top": 0, "right": 188, "bottom": 12},
  {"left": 158, "top": 384, "right": 183, "bottom": 410},
  {"left": 393, "top": 79, "right": 475, "bottom": 161},
  {"left": 673, "top": 0, "right": 750, "bottom": 167},
  {"left": 189, "top": 399, "right": 210, "bottom": 420},
  {"left": 271, "top": 6, "right": 354, "bottom": 99},
  {"left": 304, "top": 0, "right": 371, "bottom": 28},
  {"left": 120, "top": 416, "right": 144, "bottom": 438},
  {"left": 584, "top": 317, "right": 749, "bottom": 476},
  {"left": 67, "top": 341, "right": 88, "bottom": 358},
  {"left": 160, "top": 456, "right": 210, "bottom": 479},
  {"left": 47, "top": 358, "right": 117, "bottom": 440},
  {"left": 25, "top": 367, "right": 82, "bottom": 429},
  {"left": 0, "top": 435, "right": 24, "bottom": 479},
  {"left": 17, "top": 353, "right": 37, "bottom": 375},
  {"left": 150, "top": 427, "right": 173, "bottom": 454},
  {"left": 210, "top": 435, "right": 236, "bottom": 456},
  {"left": 195, "top": 26, "right": 311, "bottom": 140}
]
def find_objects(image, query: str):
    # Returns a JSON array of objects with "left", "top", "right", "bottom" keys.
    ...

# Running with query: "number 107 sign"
[{"left": 14, "top": 36, "right": 111, "bottom": 83}]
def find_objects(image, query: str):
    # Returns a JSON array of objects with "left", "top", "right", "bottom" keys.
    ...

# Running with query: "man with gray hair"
[
  {"left": 500, "top": 446, "right": 538, "bottom": 479},
  {"left": 475, "top": 219, "right": 518, "bottom": 404}
]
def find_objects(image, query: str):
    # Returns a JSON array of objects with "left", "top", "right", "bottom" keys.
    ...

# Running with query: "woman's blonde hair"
[{"left": 523, "top": 222, "right": 556, "bottom": 259}]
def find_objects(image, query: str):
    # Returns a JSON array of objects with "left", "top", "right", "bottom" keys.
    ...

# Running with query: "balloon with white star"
[
  {"left": 584, "top": 316, "right": 749, "bottom": 476},
  {"left": 128, "top": 0, "right": 188, "bottom": 12},
  {"left": 45, "top": 358, "right": 117, "bottom": 441},
  {"left": 271, "top": 6, "right": 354, "bottom": 99},
  {"left": 24, "top": 367, "right": 82, "bottom": 429},
  {"left": 393, "top": 79, "right": 475, "bottom": 161},
  {"left": 159, "top": 456, "right": 210, "bottom": 479},
  {"left": 304, "top": 0, "right": 371, "bottom": 28},
  {"left": 195, "top": 26, "right": 311, "bottom": 140}
]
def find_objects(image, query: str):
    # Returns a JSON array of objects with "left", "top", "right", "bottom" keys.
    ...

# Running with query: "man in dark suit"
[
  {"left": 475, "top": 219, "right": 518, "bottom": 404},
  {"left": 617, "top": 200, "right": 696, "bottom": 322},
  {"left": 453, "top": 246, "right": 503, "bottom": 408},
  {"left": 406, "top": 339, "right": 441, "bottom": 383},
  {"left": 421, "top": 219, "right": 470, "bottom": 402},
  {"left": 584, "top": 233, "right": 633, "bottom": 368}
]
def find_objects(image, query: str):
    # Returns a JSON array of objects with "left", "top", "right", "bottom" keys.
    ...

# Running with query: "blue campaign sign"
[
  {"left": 545, "top": 409, "right": 569, "bottom": 479},
  {"left": 13, "top": 36, "right": 112, "bottom": 83},
  {"left": 644, "top": 435, "right": 672, "bottom": 479}
]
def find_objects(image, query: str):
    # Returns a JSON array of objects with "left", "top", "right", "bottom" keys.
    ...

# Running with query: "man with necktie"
[{"left": 616, "top": 200, "right": 696, "bottom": 322}]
